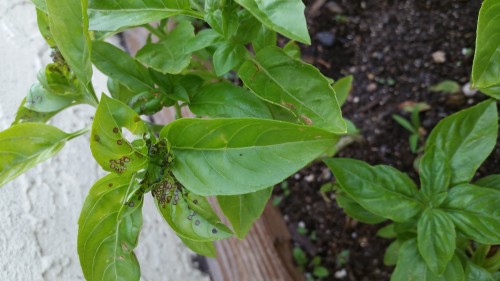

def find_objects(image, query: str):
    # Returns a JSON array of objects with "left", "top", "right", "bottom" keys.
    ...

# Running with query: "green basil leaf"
[
  {"left": 88, "top": 0, "right": 203, "bottom": 31},
  {"left": 217, "top": 187, "right": 272, "bottom": 239},
  {"left": 178, "top": 236, "right": 216, "bottom": 258},
  {"left": 392, "top": 239, "right": 465, "bottom": 281},
  {"left": 136, "top": 21, "right": 195, "bottom": 74},
  {"left": 90, "top": 95, "right": 148, "bottom": 174},
  {"left": 333, "top": 76, "right": 353, "bottom": 107},
  {"left": 475, "top": 175, "right": 500, "bottom": 190},
  {"left": 384, "top": 240, "right": 399, "bottom": 266},
  {"left": 472, "top": 0, "right": 500, "bottom": 98},
  {"left": 466, "top": 261, "right": 495, "bottom": 281},
  {"left": 417, "top": 208, "right": 456, "bottom": 274},
  {"left": 283, "top": 40, "right": 301, "bottom": 60},
  {"left": 46, "top": 0, "right": 92, "bottom": 86},
  {"left": 92, "top": 41, "right": 154, "bottom": 93},
  {"left": 234, "top": 0, "right": 310, "bottom": 44},
  {"left": 154, "top": 187, "right": 232, "bottom": 241},
  {"left": 234, "top": 10, "right": 262, "bottom": 44},
  {"left": 425, "top": 99, "right": 498, "bottom": 186},
  {"left": 31, "top": 0, "right": 47, "bottom": 13},
  {"left": 324, "top": 158, "right": 421, "bottom": 222},
  {"left": 78, "top": 173, "right": 143, "bottom": 281},
  {"left": 336, "top": 191, "right": 386, "bottom": 224},
  {"left": 0, "top": 123, "right": 85, "bottom": 187},
  {"left": 213, "top": 42, "right": 247, "bottom": 76},
  {"left": 419, "top": 145, "right": 451, "bottom": 202},
  {"left": 189, "top": 82, "right": 273, "bottom": 119},
  {"left": 12, "top": 98, "right": 59, "bottom": 125},
  {"left": 252, "top": 25, "right": 277, "bottom": 53},
  {"left": 442, "top": 184, "right": 500, "bottom": 244},
  {"left": 161, "top": 118, "right": 339, "bottom": 195},
  {"left": 107, "top": 78, "right": 137, "bottom": 105},
  {"left": 377, "top": 224, "right": 396, "bottom": 238},
  {"left": 185, "top": 29, "right": 223, "bottom": 53},
  {"left": 25, "top": 83, "right": 80, "bottom": 113},
  {"left": 239, "top": 46, "right": 346, "bottom": 133},
  {"left": 35, "top": 8, "right": 55, "bottom": 47}
]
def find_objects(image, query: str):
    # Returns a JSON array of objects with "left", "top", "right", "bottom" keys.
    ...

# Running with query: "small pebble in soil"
[
  {"left": 294, "top": 173, "right": 301, "bottom": 180},
  {"left": 353, "top": 96, "right": 360, "bottom": 103},
  {"left": 351, "top": 232, "right": 358, "bottom": 238},
  {"left": 462, "top": 82, "right": 478, "bottom": 97},
  {"left": 432, "top": 50, "right": 446, "bottom": 63},
  {"left": 335, "top": 268, "right": 347, "bottom": 279},
  {"left": 366, "top": 83, "right": 377, "bottom": 92},
  {"left": 304, "top": 174, "right": 315, "bottom": 182},
  {"left": 298, "top": 221, "right": 306, "bottom": 229},
  {"left": 317, "top": 31, "right": 336, "bottom": 46}
]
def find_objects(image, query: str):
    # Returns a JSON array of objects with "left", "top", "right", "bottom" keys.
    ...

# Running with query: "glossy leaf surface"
[
  {"left": 161, "top": 118, "right": 339, "bottom": 195},
  {"left": 78, "top": 173, "right": 143, "bottom": 281},
  {"left": 335, "top": 191, "right": 386, "bottom": 224},
  {"left": 179, "top": 236, "right": 216, "bottom": 257},
  {"left": 88, "top": 0, "right": 202, "bottom": 31},
  {"left": 136, "top": 21, "right": 195, "bottom": 74},
  {"left": 189, "top": 82, "right": 272, "bottom": 119},
  {"left": 0, "top": 123, "right": 84, "bottom": 186},
  {"left": 234, "top": 0, "right": 310, "bottom": 44},
  {"left": 443, "top": 184, "right": 500, "bottom": 244},
  {"left": 213, "top": 42, "right": 247, "bottom": 76},
  {"left": 239, "top": 46, "right": 345, "bottom": 133},
  {"left": 217, "top": 187, "right": 272, "bottom": 238},
  {"left": 324, "top": 158, "right": 421, "bottom": 222},
  {"left": 472, "top": 0, "right": 500, "bottom": 98},
  {"left": 419, "top": 145, "right": 451, "bottom": 202},
  {"left": 46, "top": 0, "right": 92, "bottom": 86},
  {"left": 392, "top": 239, "right": 465, "bottom": 281},
  {"left": 12, "top": 98, "right": 58, "bottom": 124},
  {"left": 425, "top": 100, "right": 497, "bottom": 186},
  {"left": 25, "top": 83, "right": 80, "bottom": 113},
  {"left": 417, "top": 208, "right": 456, "bottom": 274},
  {"left": 475, "top": 175, "right": 500, "bottom": 190},
  {"left": 91, "top": 95, "right": 148, "bottom": 174},
  {"left": 333, "top": 75, "right": 353, "bottom": 107}
]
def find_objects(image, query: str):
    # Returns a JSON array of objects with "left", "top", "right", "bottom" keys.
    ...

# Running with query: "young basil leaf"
[
  {"left": 88, "top": 0, "right": 203, "bottom": 31},
  {"left": 252, "top": 25, "right": 277, "bottom": 53},
  {"left": 161, "top": 118, "right": 339, "bottom": 196},
  {"left": 92, "top": 41, "right": 154, "bottom": 93},
  {"left": 472, "top": 0, "right": 500, "bottom": 98},
  {"left": 392, "top": 239, "right": 465, "bottom": 281},
  {"left": 0, "top": 123, "right": 86, "bottom": 187},
  {"left": 12, "top": 98, "right": 59, "bottom": 125},
  {"left": 425, "top": 99, "right": 498, "bottom": 186},
  {"left": 239, "top": 46, "right": 346, "bottom": 133},
  {"left": 234, "top": 0, "right": 310, "bottom": 44},
  {"left": 333, "top": 76, "right": 353, "bottom": 107},
  {"left": 384, "top": 240, "right": 399, "bottom": 266},
  {"left": 136, "top": 21, "right": 195, "bottom": 74},
  {"left": 78, "top": 173, "right": 143, "bottom": 281},
  {"left": 90, "top": 95, "right": 148, "bottom": 174},
  {"left": 419, "top": 145, "right": 451, "bottom": 203},
  {"left": 25, "top": 83, "right": 81, "bottom": 113},
  {"left": 475, "top": 175, "right": 500, "bottom": 190},
  {"left": 335, "top": 191, "right": 386, "bottom": 224},
  {"left": 178, "top": 236, "right": 216, "bottom": 258},
  {"left": 153, "top": 186, "right": 232, "bottom": 241},
  {"left": 35, "top": 8, "right": 55, "bottom": 47},
  {"left": 283, "top": 40, "right": 301, "bottom": 60},
  {"left": 46, "top": 0, "right": 92, "bottom": 87},
  {"left": 324, "top": 158, "right": 422, "bottom": 222},
  {"left": 189, "top": 82, "right": 273, "bottom": 119},
  {"left": 107, "top": 78, "right": 137, "bottom": 105},
  {"left": 217, "top": 187, "right": 273, "bottom": 239},
  {"left": 377, "top": 224, "right": 396, "bottom": 239},
  {"left": 417, "top": 208, "right": 456, "bottom": 275},
  {"left": 442, "top": 184, "right": 500, "bottom": 244},
  {"left": 233, "top": 10, "right": 262, "bottom": 44},
  {"left": 213, "top": 42, "right": 248, "bottom": 76},
  {"left": 185, "top": 29, "right": 223, "bottom": 53},
  {"left": 465, "top": 261, "right": 495, "bottom": 281}
]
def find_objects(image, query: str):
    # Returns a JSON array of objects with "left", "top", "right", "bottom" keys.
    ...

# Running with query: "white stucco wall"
[{"left": 0, "top": 1, "right": 210, "bottom": 280}]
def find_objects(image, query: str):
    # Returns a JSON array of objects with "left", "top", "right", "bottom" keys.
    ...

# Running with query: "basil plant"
[
  {"left": 0, "top": 0, "right": 349, "bottom": 279},
  {"left": 325, "top": 100, "right": 500, "bottom": 281}
]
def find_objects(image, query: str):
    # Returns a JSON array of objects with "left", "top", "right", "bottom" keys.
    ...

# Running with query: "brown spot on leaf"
[
  {"left": 117, "top": 140, "right": 123, "bottom": 145},
  {"left": 113, "top": 127, "right": 119, "bottom": 133}
]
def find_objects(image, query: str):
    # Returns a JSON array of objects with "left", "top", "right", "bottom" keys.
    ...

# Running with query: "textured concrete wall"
[{"left": 0, "top": 1, "right": 210, "bottom": 280}]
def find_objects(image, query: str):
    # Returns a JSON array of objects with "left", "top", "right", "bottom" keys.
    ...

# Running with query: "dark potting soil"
[{"left": 274, "top": 1, "right": 499, "bottom": 280}]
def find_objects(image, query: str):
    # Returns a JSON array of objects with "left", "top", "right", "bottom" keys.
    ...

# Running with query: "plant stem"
[
  {"left": 143, "top": 24, "right": 166, "bottom": 39},
  {"left": 174, "top": 103, "right": 183, "bottom": 119}
]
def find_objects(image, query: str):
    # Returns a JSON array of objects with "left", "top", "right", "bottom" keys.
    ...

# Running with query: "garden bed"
[{"left": 273, "top": 1, "right": 498, "bottom": 280}]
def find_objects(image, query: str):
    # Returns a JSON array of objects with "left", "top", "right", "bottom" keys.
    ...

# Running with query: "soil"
[{"left": 273, "top": 1, "right": 498, "bottom": 280}]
